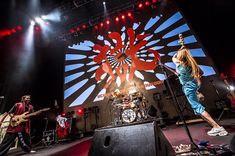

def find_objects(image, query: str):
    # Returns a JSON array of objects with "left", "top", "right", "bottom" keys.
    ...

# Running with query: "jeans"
[{"left": 0, "top": 131, "right": 31, "bottom": 156}]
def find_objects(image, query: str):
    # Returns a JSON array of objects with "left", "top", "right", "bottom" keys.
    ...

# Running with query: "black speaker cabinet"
[
  {"left": 230, "top": 134, "right": 235, "bottom": 153},
  {"left": 88, "top": 121, "right": 175, "bottom": 156}
]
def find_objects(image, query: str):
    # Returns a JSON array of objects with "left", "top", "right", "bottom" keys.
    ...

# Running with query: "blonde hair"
[{"left": 177, "top": 47, "right": 201, "bottom": 78}]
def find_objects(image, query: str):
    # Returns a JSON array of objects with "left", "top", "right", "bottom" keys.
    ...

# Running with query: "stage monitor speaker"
[
  {"left": 88, "top": 121, "right": 175, "bottom": 156},
  {"left": 230, "top": 134, "right": 235, "bottom": 153}
]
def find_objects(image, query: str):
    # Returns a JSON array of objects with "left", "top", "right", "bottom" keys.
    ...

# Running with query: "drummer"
[
  {"left": 122, "top": 94, "right": 131, "bottom": 108},
  {"left": 111, "top": 89, "right": 123, "bottom": 107}
]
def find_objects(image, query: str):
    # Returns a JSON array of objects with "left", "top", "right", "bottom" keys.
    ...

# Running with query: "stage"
[{"left": 7, "top": 118, "right": 235, "bottom": 156}]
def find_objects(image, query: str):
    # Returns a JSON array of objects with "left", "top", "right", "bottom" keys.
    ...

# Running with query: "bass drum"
[{"left": 121, "top": 108, "right": 136, "bottom": 123}]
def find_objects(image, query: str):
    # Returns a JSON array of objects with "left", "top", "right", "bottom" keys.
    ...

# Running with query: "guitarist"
[
  {"left": 0, "top": 95, "right": 36, "bottom": 155},
  {"left": 220, "top": 73, "right": 235, "bottom": 110}
]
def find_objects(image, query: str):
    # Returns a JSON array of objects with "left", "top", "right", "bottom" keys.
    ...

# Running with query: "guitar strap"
[
  {"left": 7, "top": 104, "right": 16, "bottom": 114},
  {"left": 24, "top": 104, "right": 28, "bottom": 113},
  {"left": 0, "top": 104, "right": 17, "bottom": 126}
]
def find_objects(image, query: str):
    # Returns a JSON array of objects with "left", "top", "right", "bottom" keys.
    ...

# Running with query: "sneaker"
[
  {"left": 207, "top": 127, "right": 228, "bottom": 136},
  {"left": 219, "top": 129, "right": 228, "bottom": 136},
  {"left": 30, "top": 150, "right": 36, "bottom": 153}
]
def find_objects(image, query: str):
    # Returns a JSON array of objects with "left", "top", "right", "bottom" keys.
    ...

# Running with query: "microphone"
[{"left": 0, "top": 96, "right": 4, "bottom": 99}]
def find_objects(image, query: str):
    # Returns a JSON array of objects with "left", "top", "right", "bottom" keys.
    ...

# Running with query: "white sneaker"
[
  {"left": 30, "top": 150, "right": 36, "bottom": 153},
  {"left": 207, "top": 127, "right": 228, "bottom": 136},
  {"left": 219, "top": 129, "right": 228, "bottom": 136}
]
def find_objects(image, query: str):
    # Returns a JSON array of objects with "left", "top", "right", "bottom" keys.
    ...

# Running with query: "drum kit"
[{"left": 111, "top": 88, "right": 148, "bottom": 125}]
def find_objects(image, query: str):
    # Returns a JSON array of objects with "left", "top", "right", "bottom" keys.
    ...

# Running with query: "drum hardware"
[
  {"left": 111, "top": 108, "right": 125, "bottom": 125},
  {"left": 110, "top": 88, "right": 148, "bottom": 125},
  {"left": 136, "top": 109, "right": 147, "bottom": 121},
  {"left": 42, "top": 130, "right": 55, "bottom": 146}
]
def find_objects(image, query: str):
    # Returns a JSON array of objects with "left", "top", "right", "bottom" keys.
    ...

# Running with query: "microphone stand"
[
  {"left": 209, "top": 80, "right": 230, "bottom": 120},
  {"left": 209, "top": 80, "right": 222, "bottom": 100},
  {"left": 158, "top": 61, "right": 202, "bottom": 155}
]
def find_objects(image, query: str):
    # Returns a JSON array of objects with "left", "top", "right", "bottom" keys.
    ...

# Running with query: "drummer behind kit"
[{"left": 111, "top": 83, "right": 148, "bottom": 125}]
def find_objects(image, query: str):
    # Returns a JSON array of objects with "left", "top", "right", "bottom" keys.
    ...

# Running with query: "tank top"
[{"left": 176, "top": 64, "right": 194, "bottom": 85}]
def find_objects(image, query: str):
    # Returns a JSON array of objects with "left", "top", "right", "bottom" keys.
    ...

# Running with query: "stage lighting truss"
[{"left": 55, "top": 0, "right": 161, "bottom": 42}]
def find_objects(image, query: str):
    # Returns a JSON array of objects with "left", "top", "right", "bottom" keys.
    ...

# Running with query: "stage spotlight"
[
  {"left": 229, "top": 85, "right": 235, "bottom": 91},
  {"left": 17, "top": 26, "right": 22, "bottom": 31},
  {"left": 106, "top": 20, "right": 110, "bottom": 25},
  {"left": 94, "top": 25, "right": 99, "bottom": 30},
  {"left": 6, "top": 30, "right": 11, "bottom": 36},
  {"left": 127, "top": 12, "right": 132, "bottom": 17},
  {"left": 34, "top": 26, "right": 40, "bottom": 31},
  {"left": 100, "top": 22, "right": 104, "bottom": 27},
  {"left": 115, "top": 17, "right": 119, "bottom": 22},
  {"left": 152, "top": 0, "right": 158, "bottom": 3},
  {"left": 70, "top": 29, "right": 75, "bottom": 33},
  {"left": 61, "top": 112, "right": 66, "bottom": 117},
  {"left": 145, "top": 1, "right": 151, "bottom": 6},
  {"left": 138, "top": 3, "right": 143, "bottom": 9},
  {"left": 103, "top": 1, "right": 107, "bottom": 16},
  {"left": 78, "top": 109, "right": 82, "bottom": 113},
  {"left": 77, "top": 107, "right": 84, "bottom": 116},
  {"left": 121, "top": 14, "right": 125, "bottom": 19},
  {"left": 76, "top": 27, "right": 80, "bottom": 31},
  {"left": 82, "top": 24, "right": 86, "bottom": 29},
  {"left": 42, "top": 10, "right": 61, "bottom": 22},
  {"left": 35, "top": 17, "right": 43, "bottom": 24},
  {"left": 11, "top": 29, "right": 16, "bottom": 33},
  {"left": 30, "top": 20, "right": 35, "bottom": 26},
  {"left": 41, "top": 15, "right": 47, "bottom": 20}
]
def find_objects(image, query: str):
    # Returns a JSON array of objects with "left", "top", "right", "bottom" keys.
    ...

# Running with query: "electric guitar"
[
  {"left": 220, "top": 74, "right": 235, "bottom": 109},
  {"left": 10, "top": 108, "right": 50, "bottom": 127}
]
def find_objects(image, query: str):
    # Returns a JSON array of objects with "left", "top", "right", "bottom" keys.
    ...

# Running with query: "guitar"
[
  {"left": 220, "top": 73, "right": 235, "bottom": 109},
  {"left": 0, "top": 113, "right": 11, "bottom": 143},
  {"left": 10, "top": 108, "right": 50, "bottom": 127}
]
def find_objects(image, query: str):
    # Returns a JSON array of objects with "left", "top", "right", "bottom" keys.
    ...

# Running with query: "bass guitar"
[{"left": 10, "top": 108, "right": 50, "bottom": 127}]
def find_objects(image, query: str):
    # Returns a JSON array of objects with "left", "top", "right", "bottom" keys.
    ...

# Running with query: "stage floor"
[{"left": 7, "top": 118, "right": 235, "bottom": 156}]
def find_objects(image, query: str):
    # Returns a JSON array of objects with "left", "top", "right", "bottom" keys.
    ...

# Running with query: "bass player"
[{"left": 0, "top": 95, "right": 36, "bottom": 155}]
